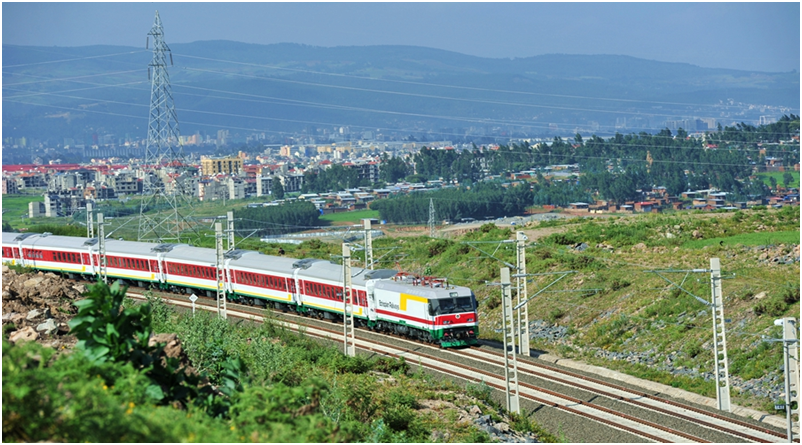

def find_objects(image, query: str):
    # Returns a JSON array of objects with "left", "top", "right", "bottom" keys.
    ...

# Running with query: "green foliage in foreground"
[{"left": 4, "top": 280, "right": 517, "bottom": 443}]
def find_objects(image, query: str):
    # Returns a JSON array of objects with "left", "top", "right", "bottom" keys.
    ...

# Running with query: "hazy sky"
[{"left": 3, "top": 2, "right": 799, "bottom": 72}]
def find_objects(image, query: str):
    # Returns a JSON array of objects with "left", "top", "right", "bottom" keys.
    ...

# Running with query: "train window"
[{"left": 456, "top": 297, "right": 474, "bottom": 312}]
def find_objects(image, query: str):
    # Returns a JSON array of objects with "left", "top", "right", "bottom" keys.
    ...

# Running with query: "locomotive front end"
[{"left": 428, "top": 289, "right": 479, "bottom": 347}]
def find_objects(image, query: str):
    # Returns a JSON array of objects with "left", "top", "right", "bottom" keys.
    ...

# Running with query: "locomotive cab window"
[{"left": 429, "top": 294, "right": 475, "bottom": 315}]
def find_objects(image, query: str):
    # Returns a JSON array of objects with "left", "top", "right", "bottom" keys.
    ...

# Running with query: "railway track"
[{"left": 128, "top": 289, "right": 793, "bottom": 443}]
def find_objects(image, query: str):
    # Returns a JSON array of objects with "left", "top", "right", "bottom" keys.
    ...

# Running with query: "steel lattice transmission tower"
[
  {"left": 138, "top": 10, "right": 195, "bottom": 242},
  {"left": 428, "top": 198, "right": 436, "bottom": 238}
]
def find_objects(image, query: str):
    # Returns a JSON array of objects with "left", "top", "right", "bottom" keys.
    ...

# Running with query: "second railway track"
[{"left": 129, "top": 289, "right": 792, "bottom": 443}]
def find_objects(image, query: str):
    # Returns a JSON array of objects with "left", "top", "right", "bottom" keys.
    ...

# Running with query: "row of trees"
[
  {"left": 370, "top": 183, "right": 532, "bottom": 224},
  {"left": 233, "top": 201, "right": 320, "bottom": 237}
]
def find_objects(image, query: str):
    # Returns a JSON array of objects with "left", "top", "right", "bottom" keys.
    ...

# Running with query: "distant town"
[{"left": 3, "top": 124, "right": 799, "bottom": 224}]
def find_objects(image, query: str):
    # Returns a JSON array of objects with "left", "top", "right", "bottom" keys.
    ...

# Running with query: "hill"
[{"left": 3, "top": 42, "right": 798, "bottom": 143}]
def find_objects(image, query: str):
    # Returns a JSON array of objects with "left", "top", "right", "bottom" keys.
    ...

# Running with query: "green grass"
[
  {"left": 681, "top": 230, "right": 800, "bottom": 248},
  {"left": 2, "top": 194, "right": 45, "bottom": 227},
  {"left": 756, "top": 171, "right": 799, "bottom": 189},
  {"left": 320, "top": 209, "right": 380, "bottom": 223}
]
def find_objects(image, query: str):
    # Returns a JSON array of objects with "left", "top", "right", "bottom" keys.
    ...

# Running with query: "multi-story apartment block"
[
  {"left": 201, "top": 155, "right": 243, "bottom": 176},
  {"left": 2, "top": 177, "right": 20, "bottom": 194},
  {"left": 255, "top": 174, "right": 273, "bottom": 197},
  {"left": 109, "top": 171, "right": 143, "bottom": 195}
]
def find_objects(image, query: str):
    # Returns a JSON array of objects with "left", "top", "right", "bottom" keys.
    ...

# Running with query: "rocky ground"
[{"left": 2, "top": 265, "right": 83, "bottom": 350}]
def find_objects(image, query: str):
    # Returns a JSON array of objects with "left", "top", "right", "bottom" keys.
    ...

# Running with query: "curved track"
[{"left": 128, "top": 289, "right": 791, "bottom": 443}]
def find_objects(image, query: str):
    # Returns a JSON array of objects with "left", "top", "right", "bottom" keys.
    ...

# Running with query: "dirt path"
[{"left": 378, "top": 221, "right": 571, "bottom": 241}]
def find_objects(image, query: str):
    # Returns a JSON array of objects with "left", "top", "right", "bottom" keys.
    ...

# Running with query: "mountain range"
[{"left": 3, "top": 41, "right": 798, "bottom": 145}]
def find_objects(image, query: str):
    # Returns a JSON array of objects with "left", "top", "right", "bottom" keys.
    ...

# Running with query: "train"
[{"left": 2, "top": 231, "right": 479, "bottom": 347}]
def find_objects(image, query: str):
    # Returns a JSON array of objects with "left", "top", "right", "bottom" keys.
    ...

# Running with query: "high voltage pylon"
[
  {"left": 138, "top": 10, "right": 196, "bottom": 243},
  {"left": 428, "top": 199, "right": 436, "bottom": 238}
]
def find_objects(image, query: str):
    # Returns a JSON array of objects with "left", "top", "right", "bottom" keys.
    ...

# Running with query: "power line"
[{"left": 173, "top": 53, "right": 790, "bottom": 111}]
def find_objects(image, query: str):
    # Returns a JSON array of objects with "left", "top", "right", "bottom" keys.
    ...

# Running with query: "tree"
[
  {"left": 379, "top": 155, "right": 410, "bottom": 184},
  {"left": 783, "top": 172, "right": 794, "bottom": 188},
  {"left": 272, "top": 176, "right": 285, "bottom": 199},
  {"left": 769, "top": 176, "right": 777, "bottom": 191}
]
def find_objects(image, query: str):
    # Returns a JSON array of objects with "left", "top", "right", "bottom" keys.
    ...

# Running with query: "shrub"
[
  {"left": 547, "top": 307, "right": 565, "bottom": 323},
  {"left": 754, "top": 299, "right": 788, "bottom": 317},
  {"left": 783, "top": 287, "right": 800, "bottom": 305},
  {"left": 69, "top": 280, "right": 242, "bottom": 415},
  {"left": 608, "top": 278, "right": 631, "bottom": 292},
  {"left": 548, "top": 233, "right": 578, "bottom": 245},
  {"left": 427, "top": 239, "right": 453, "bottom": 257}
]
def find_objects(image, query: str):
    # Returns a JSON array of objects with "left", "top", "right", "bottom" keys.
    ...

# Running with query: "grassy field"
[
  {"left": 320, "top": 209, "right": 380, "bottom": 223},
  {"left": 682, "top": 230, "right": 800, "bottom": 248},
  {"left": 756, "top": 171, "right": 799, "bottom": 188},
  {"left": 2, "top": 194, "right": 45, "bottom": 227}
]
